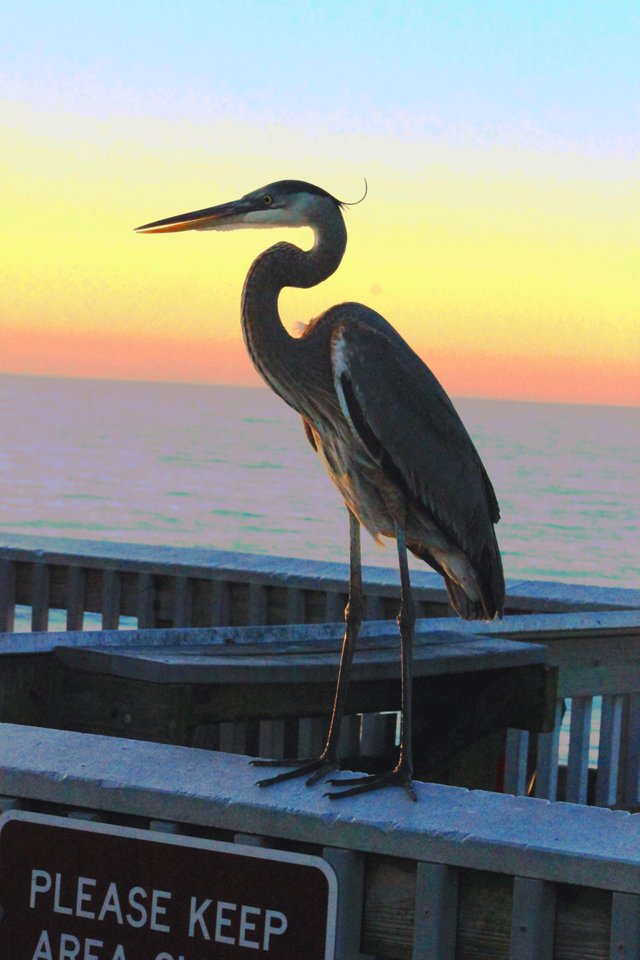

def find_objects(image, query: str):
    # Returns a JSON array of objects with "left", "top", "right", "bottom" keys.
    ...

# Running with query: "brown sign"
[{"left": 0, "top": 811, "right": 337, "bottom": 959}]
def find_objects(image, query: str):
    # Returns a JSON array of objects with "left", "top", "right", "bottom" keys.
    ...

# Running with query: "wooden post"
[
  {"left": 509, "top": 877, "right": 556, "bottom": 960},
  {"left": 0, "top": 560, "right": 16, "bottom": 632},
  {"left": 66, "top": 566, "right": 85, "bottom": 631},
  {"left": 412, "top": 862, "right": 459, "bottom": 960}
]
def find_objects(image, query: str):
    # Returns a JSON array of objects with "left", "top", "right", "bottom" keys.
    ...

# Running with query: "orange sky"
[
  {"left": 2, "top": 5, "right": 639, "bottom": 407},
  {"left": 3, "top": 327, "right": 638, "bottom": 408}
]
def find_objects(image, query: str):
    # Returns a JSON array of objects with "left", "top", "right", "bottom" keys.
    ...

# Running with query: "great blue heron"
[{"left": 136, "top": 180, "right": 505, "bottom": 800}]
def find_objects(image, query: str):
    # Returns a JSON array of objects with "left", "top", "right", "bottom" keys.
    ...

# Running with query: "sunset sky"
[{"left": 2, "top": 1, "right": 638, "bottom": 405}]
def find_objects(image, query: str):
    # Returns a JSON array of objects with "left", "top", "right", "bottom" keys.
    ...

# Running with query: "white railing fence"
[{"left": 1, "top": 725, "right": 640, "bottom": 960}]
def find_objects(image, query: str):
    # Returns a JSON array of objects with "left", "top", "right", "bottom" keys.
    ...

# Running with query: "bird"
[{"left": 136, "top": 179, "right": 505, "bottom": 800}]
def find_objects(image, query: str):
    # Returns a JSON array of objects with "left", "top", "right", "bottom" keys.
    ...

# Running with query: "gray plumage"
[{"left": 137, "top": 179, "right": 505, "bottom": 799}]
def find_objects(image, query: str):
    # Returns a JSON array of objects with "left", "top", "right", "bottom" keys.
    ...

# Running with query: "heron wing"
[{"left": 331, "top": 321, "right": 501, "bottom": 559}]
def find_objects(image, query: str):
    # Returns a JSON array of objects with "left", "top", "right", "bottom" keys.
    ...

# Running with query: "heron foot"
[
  {"left": 251, "top": 753, "right": 338, "bottom": 788},
  {"left": 325, "top": 763, "right": 417, "bottom": 801}
]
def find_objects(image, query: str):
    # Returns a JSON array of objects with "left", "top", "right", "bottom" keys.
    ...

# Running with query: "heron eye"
[{"left": 263, "top": 195, "right": 273, "bottom": 205}]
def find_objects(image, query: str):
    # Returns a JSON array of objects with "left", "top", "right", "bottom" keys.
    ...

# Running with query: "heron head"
[{"left": 135, "top": 180, "right": 344, "bottom": 235}]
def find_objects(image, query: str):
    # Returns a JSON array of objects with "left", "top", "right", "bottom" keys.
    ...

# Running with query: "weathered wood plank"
[
  {"left": 363, "top": 856, "right": 415, "bottom": 959},
  {"left": 50, "top": 631, "right": 549, "bottom": 684},
  {"left": 554, "top": 886, "right": 610, "bottom": 960},
  {"left": 455, "top": 869, "right": 513, "bottom": 960}
]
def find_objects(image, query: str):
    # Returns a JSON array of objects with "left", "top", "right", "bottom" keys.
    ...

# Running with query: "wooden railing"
[
  {"left": 1, "top": 534, "right": 639, "bottom": 810},
  {"left": 1, "top": 725, "right": 639, "bottom": 960},
  {"left": 0, "top": 533, "right": 636, "bottom": 633}
]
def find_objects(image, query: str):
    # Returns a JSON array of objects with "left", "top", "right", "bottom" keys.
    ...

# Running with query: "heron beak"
[{"left": 135, "top": 199, "right": 244, "bottom": 234}]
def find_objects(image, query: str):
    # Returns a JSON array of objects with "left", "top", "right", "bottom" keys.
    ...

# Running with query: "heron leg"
[
  {"left": 252, "top": 510, "right": 363, "bottom": 788},
  {"left": 326, "top": 523, "right": 417, "bottom": 801}
]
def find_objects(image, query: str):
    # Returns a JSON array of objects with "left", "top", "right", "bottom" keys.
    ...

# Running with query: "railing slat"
[
  {"left": 534, "top": 700, "right": 563, "bottom": 801},
  {"left": 219, "top": 722, "right": 247, "bottom": 754},
  {"left": 173, "top": 577, "right": 193, "bottom": 627},
  {"left": 297, "top": 717, "right": 326, "bottom": 758},
  {"left": 258, "top": 719, "right": 286, "bottom": 759},
  {"left": 324, "top": 592, "right": 344, "bottom": 623},
  {"left": 285, "top": 587, "right": 305, "bottom": 624},
  {"left": 610, "top": 892, "right": 640, "bottom": 960},
  {"left": 596, "top": 694, "right": 624, "bottom": 807},
  {"left": 101, "top": 569, "right": 121, "bottom": 629},
  {"left": 509, "top": 877, "right": 556, "bottom": 960},
  {"left": 0, "top": 559, "right": 16, "bottom": 632},
  {"left": 566, "top": 696, "right": 593, "bottom": 804},
  {"left": 31, "top": 563, "right": 50, "bottom": 632},
  {"left": 322, "top": 848, "right": 369, "bottom": 960},
  {"left": 504, "top": 729, "right": 529, "bottom": 795},
  {"left": 412, "top": 862, "right": 459, "bottom": 960},
  {"left": 247, "top": 582, "right": 267, "bottom": 624},
  {"left": 338, "top": 714, "right": 362, "bottom": 758},
  {"left": 365, "top": 594, "right": 383, "bottom": 620},
  {"left": 621, "top": 694, "right": 640, "bottom": 805},
  {"left": 359, "top": 713, "right": 395, "bottom": 758},
  {"left": 66, "top": 566, "right": 85, "bottom": 631},
  {"left": 211, "top": 580, "right": 230, "bottom": 626},
  {"left": 137, "top": 572, "right": 155, "bottom": 628}
]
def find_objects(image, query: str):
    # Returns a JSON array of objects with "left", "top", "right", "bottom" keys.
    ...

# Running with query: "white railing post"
[
  {"left": 509, "top": 877, "right": 556, "bottom": 960},
  {"left": 412, "top": 862, "right": 459, "bottom": 960},
  {"left": 566, "top": 696, "right": 593, "bottom": 804},
  {"left": 504, "top": 729, "right": 529, "bottom": 795}
]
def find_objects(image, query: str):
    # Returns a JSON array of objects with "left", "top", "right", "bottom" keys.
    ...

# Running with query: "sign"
[{"left": 0, "top": 811, "right": 337, "bottom": 960}]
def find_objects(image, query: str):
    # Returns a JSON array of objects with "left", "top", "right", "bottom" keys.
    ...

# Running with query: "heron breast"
[{"left": 310, "top": 424, "right": 396, "bottom": 540}]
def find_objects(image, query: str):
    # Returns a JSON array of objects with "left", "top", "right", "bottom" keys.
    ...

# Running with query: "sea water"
[{"left": 0, "top": 374, "right": 637, "bottom": 588}]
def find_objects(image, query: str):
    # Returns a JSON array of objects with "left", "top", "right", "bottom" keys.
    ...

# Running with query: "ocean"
[{"left": 0, "top": 373, "right": 637, "bottom": 589}]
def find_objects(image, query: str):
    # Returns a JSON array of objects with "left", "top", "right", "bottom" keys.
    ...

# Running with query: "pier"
[{"left": 1, "top": 532, "right": 639, "bottom": 957}]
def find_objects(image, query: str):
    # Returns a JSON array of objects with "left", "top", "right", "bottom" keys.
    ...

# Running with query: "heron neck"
[{"left": 240, "top": 207, "right": 347, "bottom": 413}]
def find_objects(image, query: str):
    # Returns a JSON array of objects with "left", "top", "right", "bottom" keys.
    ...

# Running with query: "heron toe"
[
  {"left": 325, "top": 764, "right": 417, "bottom": 801},
  {"left": 252, "top": 754, "right": 338, "bottom": 788}
]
